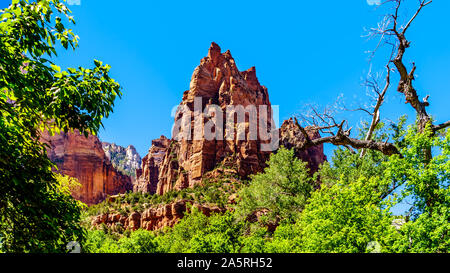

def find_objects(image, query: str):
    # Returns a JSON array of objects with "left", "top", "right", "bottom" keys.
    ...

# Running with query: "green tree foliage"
[
  {"left": 84, "top": 209, "right": 243, "bottom": 253},
  {"left": 0, "top": 0, "right": 121, "bottom": 252},
  {"left": 264, "top": 126, "right": 450, "bottom": 253},
  {"left": 83, "top": 230, "right": 120, "bottom": 253},
  {"left": 188, "top": 211, "right": 243, "bottom": 253},
  {"left": 236, "top": 147, "right": 313, "bottom": 225},
  {"left": 384, "top": 126, "right": 450, "bottom": 252},
  {"left": 239, "top": 226, "right": 270, "bottom": 253},
  {"left": 317, "top": 119, "right": 407, "bottom": 188},
  {"left": 84, "top": 229, "right": 157, "bottom": 253},
  {"left": 81, "top": 122, "right": 448, "bottom": 254},
  {"left": 155, "top": 209, "right": 243, "bottom": 253},
  {"left": 268, "top": 176, "right": 400, "bottom": 253}
]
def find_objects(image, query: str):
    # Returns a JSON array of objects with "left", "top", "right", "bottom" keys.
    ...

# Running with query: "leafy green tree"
[
  {"left": 396, "top": 207, "right": 450, "bottom": 253},
  {"left": 318, "top": 118, "right": 407, "bottom": 188},
  {"left": 242, "top": 123, "right": 407, "bottom": 253},
  {"left": 155, "top": 208, "right": 210, "bottom": 253},
  {"left": 289, "top": 176, "right": 400, "bottom": 253},
  {"left": 239, "top": 226, "right": 269, "bottom": 253},
  {"left": 236, "top": 147, "right": 313, "bottom": 225},
  {"left": 189, "top": 211, "right": 243, "bottom": 253},
  {"left": 0, "top": 0, "right": 121, "bottom": 252},
  {"left": 254, "top": 176, "right": 400, "bottom": 253},
  {"left": 154, "top": 209, "right": 244, "bottom": 253},
  {"left": 118, "top": 229, "right": 158, "bottom": 253},
  {"left": 84, "top": 228, "right": 158, "bottom": 253},
  {"left": 385, "top": 126, "right": 450, "bottom": 252},
  {"left": 318, "top": 147, "right": 388, "bottom": 188},
  {"left": 264, "top": 222, "right": 303, "bottom": 253},
  {"left": 264, "top": 126, "right": 449, "bottom": 253},
  {"left": 83, "top": 230, "right": 121, "bottom": 253}
]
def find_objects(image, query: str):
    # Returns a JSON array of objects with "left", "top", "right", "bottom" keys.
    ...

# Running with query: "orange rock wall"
[{"left": 41, "top": 130, "right": 133, "bottom": 205}]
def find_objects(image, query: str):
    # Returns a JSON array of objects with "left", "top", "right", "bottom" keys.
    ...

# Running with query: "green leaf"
[
  {"left": 51, "top": 64, "right": 61, "bottom": 72},
  {"left": 94, "top": 60, "right": 103, "bottom": 67}
]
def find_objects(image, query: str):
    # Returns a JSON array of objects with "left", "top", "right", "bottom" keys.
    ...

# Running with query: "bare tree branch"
[
  {"left": 360, "top": 64, "right": 391, "bottom": 157},
  {"left": 433, "top": 120, "right": 450, "bottom": 132},
  {"left": 390, "top": 0, "right": 433, "bottom": 133},
  {"left": 402, "top": 0, "right": 432, "bottom": 35},
  {"left": 291, "top": 0, "right": 440, "bottom": 160},
  {"left": 293, "top": 116, "right": 400, "bottom": 156}
]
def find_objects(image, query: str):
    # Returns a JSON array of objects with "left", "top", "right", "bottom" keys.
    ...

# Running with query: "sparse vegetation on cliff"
[{"left": 83, "top": 171, "right": 244, "bottom": 222}]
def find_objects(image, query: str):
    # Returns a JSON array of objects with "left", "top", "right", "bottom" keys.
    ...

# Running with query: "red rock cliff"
[
  {"left": 133, "top": 135, "right": 170, "bottom": 194},
  {"left": 279, "top": 118, "right": 327, "bottom": 175},
  {"left": 135, "top": 42, "right": 327, "bottom": 195},
  {"left": 91, "top": 199, "right": 226, "bottom": 232},
  {"left": 41, "top": 130, "right": 133, "bottom": 205},
  {"left": 137, "top": 42, "right": 275, "bottom": 195}
]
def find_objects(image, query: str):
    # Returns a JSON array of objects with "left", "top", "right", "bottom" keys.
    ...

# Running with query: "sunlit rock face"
[
  {"left": 91, "top": 199, "right": 225, "bottom": 231},
  {"left": 279, "top": 118, "right": 327, "bottom": 175},
  {"left": 41, "top": 130, "right": 133, "bottom": 205},
  {"left": 135, "top": 42, "right": 327, "bottom": 196},
  {"left": 102, "top": 142, "right": 142, "bottom": 178},
  {"left": 135, "top": 42, "right": 274, "bottom": 195},
  {"left": 133, "top": 135, "right": 170, "bottom": 194}
]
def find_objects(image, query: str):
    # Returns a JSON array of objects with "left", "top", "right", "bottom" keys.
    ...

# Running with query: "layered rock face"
[
  {"left": 41, "top": 131, "right": 133, "bottom": 205},
  {"left": 136, "top": 42, "right": 275, "bottom": 195},
  {"left": 279, "top": 118, "right": 327, "bottom": 175},
  {"left": 133, "top": 135, "right": 170, "bottom": 194},
  {"left": 102, "top": 142, "right": 142, "bottom": 178},
  {"left": 135, "top": 42, "right": 327, "bottom": 196},
  {"left": 91, "top": 199, "right": 225, "bottom": 231}
]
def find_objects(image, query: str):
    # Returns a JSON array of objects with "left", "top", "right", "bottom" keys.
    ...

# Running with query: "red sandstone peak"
[
  {"left": 187, "top": 42, "right": 268, "bottom": 107},
  {"left": 145, "top": 42, "right": 274, "bottom": 195},
  {"left": 134, "top": 43, "right": 327, "bottom": 197},
  {"left": 279, "top": 118, "right": 327, "bottom": 175},
  {"left": 134, "top": 135, "right": 170, "bottom": 194},
  {"left": 208, "top": 42, "right": 222, "bottom": 63},
  {"left": 224, "top": 49, "right": 232, "bottom": 58},
  {"left": 242, "top": 66, "right": 260, "bottom": 89},
  {"left": 42, "top": 43, "right": 327, "bottom": 206}
]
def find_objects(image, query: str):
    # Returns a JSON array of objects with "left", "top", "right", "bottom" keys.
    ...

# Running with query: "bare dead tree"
[
  {"left": 357, "top": 64, "right": 391, "bottom": 157},
  {"left": 382, "top": 0, "right": 450, "bottom": 163},
  {"left": 390, "top": 0, "right": 435, "bottom": 132},
  {"left": 294, "top": 0, "right": 449, "bottom": 162},
  {"left": 295, "top": 101, "right": 400, "bottom": 156},
  {"left": 370, "top": 0, "right": 449, "bottom": 134}
]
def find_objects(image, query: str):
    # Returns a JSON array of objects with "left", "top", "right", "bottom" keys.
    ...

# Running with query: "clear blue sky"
[{"left": 3, "top": 0, "right": 450, "bottom": 173}]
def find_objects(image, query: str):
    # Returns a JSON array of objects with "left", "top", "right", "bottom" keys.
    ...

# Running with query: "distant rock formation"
[
  {"left": 102, "top": 142, "right": 142, "bottom": 178},
  {"left": 41, "top": 130, "right": 133, "bottom": 205}
]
